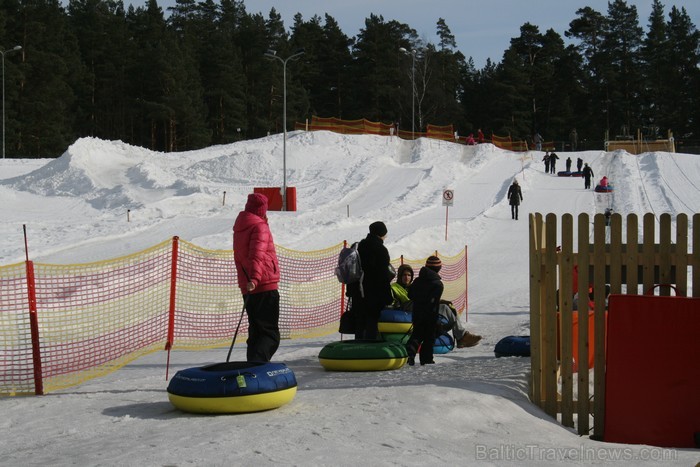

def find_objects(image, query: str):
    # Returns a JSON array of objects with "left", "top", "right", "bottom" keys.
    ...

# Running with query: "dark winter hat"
[
  {"left": 425, "top": 255, "right": 442, "bottom": 272},
  {"left": 396, "top": 264, "right": 414, "bottom": 281},
  {"left": 369, "top": 221, "right": 388, "bottom": 237},
  {"left": 245, "top": 193, "right": 268, "bottom": 218}
]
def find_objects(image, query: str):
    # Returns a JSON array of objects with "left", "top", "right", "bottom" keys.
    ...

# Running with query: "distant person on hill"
[
  {"left": 477, "top": 129, "right": 485, "bottom": 144},
  {"left": 577, "top": 157, "right": 583, "bottom": 172},
  {"left": 565, "top": 156, "right": 572, "bottom": 172},
  {"left": 542, "top": 152, "right": 550, "bottom": 173},
  {"left": 533, "top": 132, "right": 543, "bottom": 151},
  {"left": 507, "top": 179, "right": 523, "bottom": 220},
  {"left": 549, "top": 152, "right": 560, "bottom": 174},
  {"left": 466, "top": 134, "right": 476, "bottom": 145},
  {"left": 233, "top": 193, "right": 281, "bottom": 362},
  {"left": 582, "top": 163, "right": 594, "bottom": 189},
  {"left": 351, "top": 221, "right": 394, "bottom": 340},
  {"left": 406, "top": 256, "right": 444, "bottom": 366},
  {"left": 570, "top": 128, "right": 578, "bottom": 151}
]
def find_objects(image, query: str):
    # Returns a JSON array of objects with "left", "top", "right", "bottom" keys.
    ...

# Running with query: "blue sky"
[{"left": 150, "top": 0, "right": 699, "bottom": 68}]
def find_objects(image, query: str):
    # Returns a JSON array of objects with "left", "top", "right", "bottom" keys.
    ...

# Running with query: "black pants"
[
  {"left": 407, "top": 313, "right": 438, "bottom": 364},
  {"left": 244, "top": 290, "right": 280, "bottom": 362},
  {"left": 584, "top": 177, "right": 592, "bottom": 189},
  {"left": 511, "top": 204, "right": 519, "bottom": 219},
  {"left": 352, "top": 294, "right": 383, "bottom": 340}
]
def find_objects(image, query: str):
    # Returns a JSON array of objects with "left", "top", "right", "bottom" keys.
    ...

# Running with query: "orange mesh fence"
[
  {"left": 491, "top": 133, "right": 528, "bottom": 152},
  {"left": 0, "top": 238, "right": 467, "bottom": 395},
  {"left": 426, "top": 124, "right": 454, "bottom": 141}
]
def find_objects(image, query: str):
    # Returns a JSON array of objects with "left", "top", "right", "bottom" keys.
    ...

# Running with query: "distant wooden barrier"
[
  {"left": 529, "top": 212, "right": 699, "bottom": 437},
  {"left": 606, "top": 129, "right": 675, "bottom": 154}
]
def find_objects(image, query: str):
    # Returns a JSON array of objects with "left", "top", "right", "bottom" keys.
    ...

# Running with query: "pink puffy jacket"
[{"left": 233, "top": 194, "right": 280, "bottom": 294}]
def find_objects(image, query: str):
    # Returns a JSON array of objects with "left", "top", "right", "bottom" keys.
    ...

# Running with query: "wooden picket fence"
[{"left": 528, "top": 212, "right": 700, "bottom": 437}]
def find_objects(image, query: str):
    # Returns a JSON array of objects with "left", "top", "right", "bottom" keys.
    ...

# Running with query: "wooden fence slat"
[
  {"left": 576, "top": 213, "right": 590, "bottom": 435},
  {"left": 592, "top": 214, "right": 607, "bottom": 439},
  {"left": 543, "top": 214, "right": 559, "bottom": 418},
  {"left": 676, "top": 214, "right": 688, "bottom": 296},
  {"left": 528, "top": 213, "right": 543, "bottom": 405},
  {"left": 559, "top": 214, "right": 574, "bottom": 428},
  {"left": 626, "top": 214, "right": 639, "bottom": 295}
]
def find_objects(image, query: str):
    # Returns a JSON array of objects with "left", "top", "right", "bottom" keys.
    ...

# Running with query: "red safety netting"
[{"left": 0, "top": 238, "right": 467, "bottom": 395}]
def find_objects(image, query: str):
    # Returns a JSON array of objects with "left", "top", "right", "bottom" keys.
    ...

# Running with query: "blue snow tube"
[
  {"left": 594, "top": 184, "right": 614, "bottom": 193},
  {"left": 433, "top": 332, "right": 455, "bottom": 354},
  {"left": 378, "top": 308, "right": 412, "bottom": 334},
  {"left": 167, "top": 361, "right": 297, "bottom": 414},
  {"left": 494, "top": 335, "right": 531, "bottom": 357},
  {"left": 557, "top": 170, "right": 572, "bottom": 177}
]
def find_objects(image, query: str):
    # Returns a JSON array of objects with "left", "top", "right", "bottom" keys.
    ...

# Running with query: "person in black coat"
[
  {"left": 352, "top": 221, "right": 394, "bottom": 340},
  {"left": 507, "top": 179, "right": 523, "bottom": 220},
  {"left": 582, "top": 163, "right": 594, "bottom": 189},
  {"left": 406, "top": 256, "right": 444, "bottom": 366},
  {"left": 576, "top": 157, "right": 583, "bottom": 172},
  {"left": 565, "top": 157, "right": 572, "bottom": 172},
  {"left": 549, "top": 152, "right": 560, "bottom": 174}
]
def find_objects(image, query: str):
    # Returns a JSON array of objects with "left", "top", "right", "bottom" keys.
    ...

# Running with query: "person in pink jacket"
[{"left": 233, "top": 193, "right": 281, "bottom": 362}]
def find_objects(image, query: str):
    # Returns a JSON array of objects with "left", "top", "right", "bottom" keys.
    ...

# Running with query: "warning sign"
[{"left": 442, "top": 189, "right": 454, "bottom": 207}]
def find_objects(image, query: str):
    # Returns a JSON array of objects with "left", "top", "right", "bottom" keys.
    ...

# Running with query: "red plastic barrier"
[
  {"left": 604, "top": 293, "right": 700, "bottom": 448},
  {"left": 253, "top": 187, "right": 296, "bottom": 211}
]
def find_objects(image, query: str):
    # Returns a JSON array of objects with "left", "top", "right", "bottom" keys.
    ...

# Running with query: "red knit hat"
[{"left": 245, "top": 193, "right": 268, "bottom": 218}]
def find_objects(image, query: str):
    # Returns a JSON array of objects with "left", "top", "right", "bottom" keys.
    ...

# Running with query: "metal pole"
[
  {"left": 282, "top": 59, "right": 287, "bottom": 211},
  {"left": 264, "top": 49, "right": 304, "bottom": 211},
  {"left": 411, "top": 51, "right": 415, "bottom": 140}
]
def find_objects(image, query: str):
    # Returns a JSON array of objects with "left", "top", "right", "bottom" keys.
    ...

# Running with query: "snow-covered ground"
[{"left": 0, "top": 133, "right": 697, "bottom": 466}]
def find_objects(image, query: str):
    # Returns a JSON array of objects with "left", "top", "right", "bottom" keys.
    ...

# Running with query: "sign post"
[{"left": 442, "top": 189, "right": 454, "bottom": 241}]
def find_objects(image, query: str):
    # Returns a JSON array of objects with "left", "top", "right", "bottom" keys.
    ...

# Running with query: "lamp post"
[
  {"left": 264, "top": 48, "right": 305, "bottom": 211},
  {"left": 2, "top": 45, "right": 22, "bottom": 160},
  {"left": 399, "top": 47, "right": 416, "bottom": 140}
]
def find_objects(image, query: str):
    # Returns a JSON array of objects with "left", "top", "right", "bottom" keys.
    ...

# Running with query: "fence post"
[
  {"left": 164, "top": 236, "right": 179, "bottom": 380},
  {"left": 25, "top": 260, "right": 44, "bottom": 395},
  {"left": 340, "top": 240, "right": 347, "bottom": 320}
]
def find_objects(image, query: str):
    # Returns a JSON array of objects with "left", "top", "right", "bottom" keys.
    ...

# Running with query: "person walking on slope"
[
  {"left": 542, "top": 152, "right": 550, "bottom": 173},
  {"left": 582, "top": 163, "right": 594, "bottom": 189},
  {"left": 507, "top": 179, "right": 523, "bottom": 220},
  {"left": 406, "top": 256, "right": 444, "bottom": 366},
  {"left": 233, "top": 193, "right": 281, "bottom": 362},
  {"left": 352, "top": 221, "right": 394, "bottom": 340},
  {"left": 549, "top": 152, "right": 560, "bottom": 174}
]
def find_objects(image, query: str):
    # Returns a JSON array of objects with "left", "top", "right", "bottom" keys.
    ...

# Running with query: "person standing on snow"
[
  {"left": 406, "top": 256, "right": 444, "bottom": 366},
  {"left": 507, "top": 179, "right": 523, "bottom": 220},
  {"left": 582, "top": 163, "right": 594, "bottom": 189},
  {"left": 543, "top": 152, "right": 550, "bottom": 173},
  {"left": 352, "top": 221, "right": 394, "bottom": 340},
  {"left": 565, "top": 157, "right": 572, "bottom": 172},
  {"left": 233, "top": 193, "right": 281, "bottom": 362},
  {"left": 549, "top": 152, "right": 560, "bottom": 174},
  {"left": 576, "top": 157, "right": 583, "bottom": 173}
]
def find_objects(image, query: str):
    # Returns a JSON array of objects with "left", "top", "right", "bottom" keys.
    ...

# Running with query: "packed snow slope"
[{"left": 0, "top": 133, "right": 698, "bottom": 466}]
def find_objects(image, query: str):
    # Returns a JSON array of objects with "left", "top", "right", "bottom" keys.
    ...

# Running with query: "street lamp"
[
  {"left": 1, "top": 45, "right": 22, "bottom": 160},
  {"left": 399, "top": 47, "right": 416, "bottom": 140},
  {"left": 264, "top": 48, "right": 305, "bottom": 211}
]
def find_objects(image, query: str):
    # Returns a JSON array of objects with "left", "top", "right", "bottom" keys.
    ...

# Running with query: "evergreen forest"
[{"left": 1, "top": 0, "right": 699, "bottom": 157}]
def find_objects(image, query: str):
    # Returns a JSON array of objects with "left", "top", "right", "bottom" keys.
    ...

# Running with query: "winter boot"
[{"left": 457, "top": 331, "right": 482, "bottom": 348}]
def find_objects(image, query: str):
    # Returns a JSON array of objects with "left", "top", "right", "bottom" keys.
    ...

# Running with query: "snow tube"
[
  {"left": 433, "top": 333, "right": 455, "bottom": 354},
  {"left": 318, "top": 339, "right": 408, "bottom": 371},
  {"left": 570, "top": 171, "right": 583, "bottom": 177},
  {"left": 494, "top": 335, "right": 531, "bottom": 357},
  {"left": 167, "top": 361, "right": 297, "bottom": 414},
  {"left": 377, "top": 308, "right": 412, "bottom": 334},
  {"left": 594, "top": 184, "right": 614, "bottom": 193},
  {"left": 557, "top": 171, "right": 572, "bottom": 177}
]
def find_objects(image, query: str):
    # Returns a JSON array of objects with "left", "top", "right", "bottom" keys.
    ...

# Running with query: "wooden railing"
[{"left": 529, "top": 212, "right": 699, "bottom": 437}]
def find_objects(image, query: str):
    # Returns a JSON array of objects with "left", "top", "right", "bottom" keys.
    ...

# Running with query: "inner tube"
[
  {"left": 594, "top": 185, "right": 614, "bottom": 193},
  {"left": 570, "top": 171, "right": 583, "bottom": 177},
  {"left": 433, "top": 333, "right": 455, "bottom": 354},
  {"left": 378, "top": 308, "right": 412, "bottom": 334},
  {"left": 557, "top": 171, "right": 572, "bottom": 177},
  {"left": 318, "top": 339, "right": 408, "bottom": 371},
  {"left": 167, "top": 361, "right": 297, "bottom": 414}
]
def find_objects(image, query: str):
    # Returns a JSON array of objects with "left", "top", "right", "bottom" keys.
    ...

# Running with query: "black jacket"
[
  {"left": 408, "top": 266, "right": 444, "bottom": 321},
  {"left": 507, "top": 183, "right": 523, "bottom": 206},
  {"left": 357, "top": 233, "right": 393, "bottom": 306}
]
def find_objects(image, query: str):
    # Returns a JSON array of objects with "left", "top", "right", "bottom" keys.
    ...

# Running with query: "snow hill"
[{"left": 0, "top": 133, "right": 698, "bottom": 465}]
